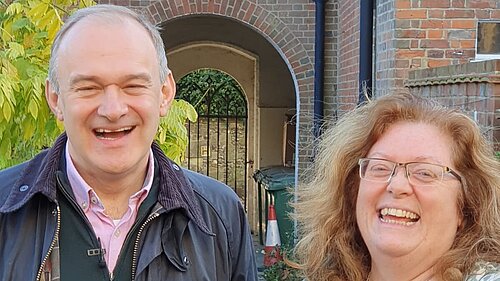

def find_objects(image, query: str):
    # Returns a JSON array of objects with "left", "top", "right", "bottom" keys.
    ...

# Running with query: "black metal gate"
[{"left": 176, "top": 69, "right": 248, "bottom": 208}]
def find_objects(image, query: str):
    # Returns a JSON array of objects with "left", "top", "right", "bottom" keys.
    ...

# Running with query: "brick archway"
[{"left": 144, "top": 0, "right": 314, "bottom": 95}]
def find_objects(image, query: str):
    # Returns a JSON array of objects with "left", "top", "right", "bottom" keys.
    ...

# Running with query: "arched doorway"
[{"left": 177, "top": 69, "right": 249, "bottom": 207}]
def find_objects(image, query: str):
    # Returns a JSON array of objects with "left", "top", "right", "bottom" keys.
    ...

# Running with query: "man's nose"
[{"left": 97, "top": 86, "right": 128, "bottom": 121}]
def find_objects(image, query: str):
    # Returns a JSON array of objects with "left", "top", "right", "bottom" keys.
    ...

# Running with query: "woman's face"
[{"left": 356, "top": 122, "right": 463, "bottom": 266}]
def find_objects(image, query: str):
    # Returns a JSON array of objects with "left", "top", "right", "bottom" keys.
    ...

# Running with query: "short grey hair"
[{"left": 47, "top": 4, "right": 170, "bottom": 94}]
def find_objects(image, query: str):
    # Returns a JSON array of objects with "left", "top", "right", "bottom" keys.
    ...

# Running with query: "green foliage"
[
  {"left": 176, "top": 68, "right": 247, "bottom": 117},
  {"left": 263, "top": 245, "right": 302, "bottom": 281},
  {"left": 157, "top": 99, "right": 197, "bottom": 163},
  {"left": 0, "top": 0, "right": 198, "bottom": 168},
  {"left": 496, "top": 151, "right": 500, "bottom": 161},
  {"left": 0, "top": 0, "right": 89, "bottom": 168}
]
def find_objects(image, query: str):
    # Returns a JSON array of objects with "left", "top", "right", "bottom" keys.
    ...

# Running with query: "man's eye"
[
  {"left": 126, "top": 84, "right": 146, "bottom": 89},
  {"left": 77, "top": 86, "right": 99, "bottom": 91}
]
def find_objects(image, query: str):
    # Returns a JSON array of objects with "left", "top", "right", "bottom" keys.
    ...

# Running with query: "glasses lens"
[
  {"left": 360, "top": 159, "right": 394, "bottom": 182},
  {"left": 407, "top": 163, "right": 443, "bottom": 185}
]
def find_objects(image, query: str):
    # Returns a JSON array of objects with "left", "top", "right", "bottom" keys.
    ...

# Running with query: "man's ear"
[
  {"left": 45, "top": 79, "right": 64, "bottom": 121},
  {"left": 160, "top": 72, "right": 176, "bottom": 117}
]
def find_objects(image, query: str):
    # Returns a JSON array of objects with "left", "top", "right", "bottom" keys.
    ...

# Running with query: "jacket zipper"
[
  {"left": 131, "top": 211, "right": 160, "bottom": 281},
  {"left": 36, "top": 204, "right": 61, "bottom": 281},
  {"left": 55, "top": 173, "right": 112, "bottom": 280}
]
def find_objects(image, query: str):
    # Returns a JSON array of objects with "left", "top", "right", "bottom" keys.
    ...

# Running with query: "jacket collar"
[{"left": 0, "top": 133, "right": 210, "bottom": 234}]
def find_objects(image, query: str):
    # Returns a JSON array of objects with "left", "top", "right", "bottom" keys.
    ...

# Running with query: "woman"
[{"left": 294, "top": 93, "right": 500, "bottom": 281}]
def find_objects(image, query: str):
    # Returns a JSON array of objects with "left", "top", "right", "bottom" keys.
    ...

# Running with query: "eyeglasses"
[{"left": 358, "top": 158, "right": 463, "bottom": 186}]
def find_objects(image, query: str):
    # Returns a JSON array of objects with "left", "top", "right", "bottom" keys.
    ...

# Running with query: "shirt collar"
[{"left": 65, "top": 142, "right": 154, "bottom": 212}]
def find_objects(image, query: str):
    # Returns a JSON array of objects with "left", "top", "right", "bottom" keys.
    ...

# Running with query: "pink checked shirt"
[{"left": 65, "top": 143, "right": 154, "bottom": 273}]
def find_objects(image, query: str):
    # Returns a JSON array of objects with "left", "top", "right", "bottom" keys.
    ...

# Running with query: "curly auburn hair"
[{"left": 294, "top": 92, "right": 500, "bottom": 281}]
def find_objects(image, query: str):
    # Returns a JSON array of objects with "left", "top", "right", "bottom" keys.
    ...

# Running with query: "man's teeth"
[
  {"left": 95, "top": 127, "right": 132, "bottom": 133},
  {"left": 95, "top": 127, "right": 133, "bottom": 140}
]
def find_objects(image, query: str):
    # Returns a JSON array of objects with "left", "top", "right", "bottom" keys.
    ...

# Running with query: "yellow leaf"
[
  {"left": 5, "top": 3, "right": 23, "bottom": 16},
  {"left": 39, "top": 9, "right": 56, "bottom": 31},
  {"left": 23, "top": 119, "right": 35, "bottom": 140},
  {"left": 7, "top": 42, "right": 25, "bottom": 58},
  {"left": 3, "top": 102, "right": 12, "bottom": 122},
  {"left": 27, "top": 2, "right": 49, "bottom": 22},
  {"left": 28, "top": 99, "right": 38, "bottom": 119}
]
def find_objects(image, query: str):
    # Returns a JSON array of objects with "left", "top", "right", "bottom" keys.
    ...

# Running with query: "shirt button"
[
  {"left": 172, "top": 164, "right": 180, "bottom": 171},
  {"left": 82, "top": 202, "right": 88, "bottom": 209},
  {"left": 114, "top": 229, "right": 121, "bottom": 237},
  {"left": 19, "top": 185, "right": 29, "bottom": 192},
  {"left": 91, "top": 196, "right": 98, "bottom": 204}
]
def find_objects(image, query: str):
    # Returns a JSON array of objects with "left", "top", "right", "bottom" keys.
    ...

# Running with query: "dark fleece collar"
[{"left": 0, "top": 133, "right": 210, "bottom": 234}]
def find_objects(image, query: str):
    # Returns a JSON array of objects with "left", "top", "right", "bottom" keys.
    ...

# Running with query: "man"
[{"left": 0, "top": 4, "right": 257, "bottom": 281}]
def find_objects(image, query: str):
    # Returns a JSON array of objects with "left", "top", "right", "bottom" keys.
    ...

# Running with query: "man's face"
[{"left": 46, "top": 17, "right": 174, "bottom": 180}]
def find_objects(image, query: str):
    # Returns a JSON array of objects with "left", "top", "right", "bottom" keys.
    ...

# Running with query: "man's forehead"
[{"left": 59, "top": 15, "right": 149, "bottom": 49}]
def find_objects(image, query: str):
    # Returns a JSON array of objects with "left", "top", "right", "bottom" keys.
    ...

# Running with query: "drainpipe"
[
  {"left": 313, "top": 0, "right": 327, "bottom": 139},
  {"left": 358, "top": 0, "right": 374, "bottom": 104}
]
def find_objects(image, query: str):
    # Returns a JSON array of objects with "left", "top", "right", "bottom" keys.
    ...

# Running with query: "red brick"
[
  {"left": 427, "top": 30, "right": 443, "bottom": 38},
  {"left": 445, "top": 10, "right": 474, "bottom": 18},
  {"left": 493, "top": 11, "right": 500, "bottom": 19},
  {"left": 427, "top": 59, "right": 450, "bottom": 68},
  {"left": 451, "top": 19, "right": 475, "bottom": 29},
  {"left": 396, "top": 9, "right": 427, "bottom": 19},
  {"left": 475, "top": 9, "right": 490, "bottom": 19},
  {"left": 467, "top": 0, "right": 495, "bottom": 8},
  {"left": 396, "top": 0, "right": 411, "bottom": 9},
  {"left": 451, "top": 0, "right": 465, "bottom": 7},
  {"left": 427, "top": 50, "right": 444, "bottom": 58},
  {"left": 421, "top": 20, "right": 451, "bottom": 28},
  {"left": 207, "top": 1, "right": 215, "bottom": 13},
  {"left": 396, "top": 59, "right": 410, "bottom": 68},
  {"left": 243, "top": 3, "right": 255, "bottom": 22},
  {"left": 420, "top": 39, "right": 450, "bottom": 48},
  {"left": 460, "top": 40, "right": 475, "bottom": 49},
  {"left": 428, "top": 10, "right": 444, "bottom": 18},
  {"left": 396, "top": 49, "right": 426, "bottom": 59},
  {"left": 410, "top": 58, "right": 422, "bottom": 68},
  {"left": 421, "top": 0, "right": 451, "bottom": 8},
  {"left": 450, "top": 40, "right": 460, "bottom": 48},
  {"left": 397, "top": 29, "right": 425, "bottom": 38},
  {"left": 182, "top": 0, "right": 191, "bottom": 13},
  {"left": 445, "top": 49, "right": 468, "bottom": 58}
]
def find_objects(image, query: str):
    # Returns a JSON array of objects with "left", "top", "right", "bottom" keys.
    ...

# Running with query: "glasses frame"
[{"left": 358, "top": 157, "right": 463, "bottom": 186}]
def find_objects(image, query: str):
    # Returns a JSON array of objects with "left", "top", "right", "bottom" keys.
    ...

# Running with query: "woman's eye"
[
  {"left": 414, "top": 170, "right": 436, "bottom": 178},
  {"left": 370, "top": 165, "right": 391, "bottom": 171}
]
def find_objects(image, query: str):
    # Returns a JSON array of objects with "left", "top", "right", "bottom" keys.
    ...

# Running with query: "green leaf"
[
  {"left": 0, "top": 137, "right": 11, "bottom": 160},
  {"left": 11, "top": 18, "right": 30, "bottom": 31}
]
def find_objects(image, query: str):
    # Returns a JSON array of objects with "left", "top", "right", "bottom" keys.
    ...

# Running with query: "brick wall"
[
  {"left": 406, "top": 60, "right": 500, "bottom": 150},
  {"left": 97, "top": 0, "right": 338, "bottom": 170},
  {"left": 336, "top": 0, "right": 360, "bottom": 116},
  {"left": 376, "top": 0, "right": 500, "bottom": 94}
]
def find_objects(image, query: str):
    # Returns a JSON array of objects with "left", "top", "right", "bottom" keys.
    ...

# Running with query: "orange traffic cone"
[{"left": 263, "top": 204, "right": 282, "bottom": 267}]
